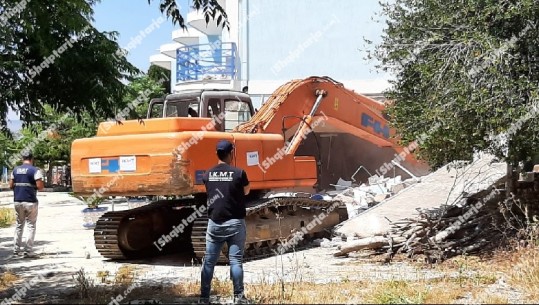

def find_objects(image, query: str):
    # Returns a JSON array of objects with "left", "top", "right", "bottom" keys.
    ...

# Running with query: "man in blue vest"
[{"left": 9, "top": 150, "right": 44, "bottom": 258}]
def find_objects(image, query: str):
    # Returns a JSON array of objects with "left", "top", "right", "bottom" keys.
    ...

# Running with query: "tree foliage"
[
  {"left": 125, "top": 73, "right": 169, "bottom": 119},
  {"left": 148, "top": 64, "right": 171, "bottom": 95},
  {"left": 0, "top": 72, "right": 164, "bottom": 174},
  {"left": 149, "top": 0, "right": 229, "bottom": 29},
  {"left": 6, "top": 105, "right": 97, "bottom": 168},
  {"left": 0, "top": 0, "right": 139, "bottom": 132},
  {"left": 372, "top": 0, "right": 539, "bottom": 169}
]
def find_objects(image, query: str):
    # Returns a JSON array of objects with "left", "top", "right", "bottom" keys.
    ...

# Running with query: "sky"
[
  {"left": 92, "top": 0, "right": 189, "bottom": 72},
  {"left": 91, "top": 0, "right": 387, "bottom": 76},
  {"left": 8, "top": 0, "right": 388, "bottom": 126}
]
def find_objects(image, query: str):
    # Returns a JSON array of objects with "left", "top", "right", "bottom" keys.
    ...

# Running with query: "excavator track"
[
  {"left": 94, "top": 196, "right": 343, "bottom": 262},
  {"left": 94, "top": 199, "right": 198, "bottom": 259},
  {"left": 191, "top": 196, "right": 341, "bottom": 264}
]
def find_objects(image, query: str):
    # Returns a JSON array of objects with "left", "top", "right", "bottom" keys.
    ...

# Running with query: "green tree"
[
  {"left": 0, "top": 132, "right": 14, "bottom": 169},
  {"left": 9, "top": 105, "right": 99, "bottom": 182},
  {"left": 0, "top": 0, "right": 139, "bottom": 132},
  {"left": 148, "top": 0, "right": 228, "bottom": 29},
  {"left": 125, "top": 74, "right": 169, "bottom": 119},
  {"left": 372, "top": 0, "right": 539, "bottom": 169},
  {"left": 148, "top": 65, "right": 171, "bottom": 94}
]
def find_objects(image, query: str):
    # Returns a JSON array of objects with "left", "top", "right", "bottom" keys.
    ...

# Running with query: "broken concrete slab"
[
  {"left": 333, "top": 178, "right": 353, "bottom": 191},
  {"left": 368, "top": 175, "right": 384, "bottom": 185},
  {"left": 390, "top": 183, "right": 406, "bottom": 194},
  {"left": 333, "top": 154, "right": 507, "bottom": 239},
  {"left": 373, "top": 193, "right": 390, "bottom": 203},
  {"left": 352, "top": 189, "right": 369, "bottom": 208}
]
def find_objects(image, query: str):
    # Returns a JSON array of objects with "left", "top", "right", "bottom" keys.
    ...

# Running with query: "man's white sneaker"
[
  {"left": 7, "top": 252, "right": 23, "bottom": 260},
  {"left": 234, "top": 295, "right": 251, "bottom": 304},
  {"left": 23, "top": 252, "right": 39, "bottom": 258}
]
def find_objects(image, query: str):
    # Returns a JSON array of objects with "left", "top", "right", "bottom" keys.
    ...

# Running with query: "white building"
[{"left": 150, "top": 0, "right": 389, "bottom": 108}]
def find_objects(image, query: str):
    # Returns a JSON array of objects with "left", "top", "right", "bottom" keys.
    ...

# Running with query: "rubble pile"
[
  {"left": 323, "top": 175, "right": 419, "bottom": 218},
  {"left": 333, "top": 185, "right": 512, "bottom": 261},
  {"left": 329, "top": 154, "right": 512, "bottom": 262}
]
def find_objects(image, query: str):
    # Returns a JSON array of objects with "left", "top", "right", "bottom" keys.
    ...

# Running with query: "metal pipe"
[
  {"left": 284, "top": 116, "right": 313, "bottom": 155},
  {"left": 350, "top": 165, "right": 373, "bottom": 182},
  {"left": 391, "top": 160, "right": 420, "bottom": 182},
  {"left": 285, "top": 92, "right": 325, "bottom": 155},
  {"left": 309, "top": 93, "right": 325, "bottom": 117}
]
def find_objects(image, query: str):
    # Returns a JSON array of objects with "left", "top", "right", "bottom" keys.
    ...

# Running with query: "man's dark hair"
[
  {"left": 216, "top": 140, "right": 234, "bottom": 161},
  {"left": 21, "top": 150, "right": 33, "bottom": 161},
  {"left": 217, "top": 150, "right": 231, "bottom": 161}
]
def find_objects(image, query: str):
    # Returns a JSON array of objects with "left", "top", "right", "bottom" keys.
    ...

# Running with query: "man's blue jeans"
[{"left": 200, "top": 218, "right": 246, "bottom": 299}]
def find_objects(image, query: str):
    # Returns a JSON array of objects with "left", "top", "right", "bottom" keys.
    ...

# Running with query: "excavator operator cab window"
[
  {"left": 163, "top": 100, "right": 200, "bottom": 118},
  {"left": 207, "top": 98, "right": 223, "bottom": 131},
  {"left": 149, "top": 103, "right": 164, "bottom": 118},
  {"left": 224, "top": 99, "right": 251, "bottom": 131},
  {"left": 188, "top": 107, "right": 199, "bottom": 117},
  {"left": 207, "top": 99, "right": 221, "bottom": 117}
]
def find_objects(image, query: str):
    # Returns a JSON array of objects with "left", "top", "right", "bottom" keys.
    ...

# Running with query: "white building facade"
[{"left": 150, "top": 0, "right": 389, "bottom": 109}]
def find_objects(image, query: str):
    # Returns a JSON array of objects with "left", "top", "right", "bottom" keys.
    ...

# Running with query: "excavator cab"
[{"left": 146, "top": 90, "right": 255, "bottom": 132}]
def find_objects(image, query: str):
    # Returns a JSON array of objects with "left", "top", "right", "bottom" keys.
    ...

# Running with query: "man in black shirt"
[{"left": 200, "top": 140, "right": 250, "bottom": 304}]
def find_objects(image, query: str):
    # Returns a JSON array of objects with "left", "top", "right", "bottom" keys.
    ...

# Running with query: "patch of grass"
[
  {"left": 423, "top": 284, "right": 465, "bottom": 304},
  {"left": 365, "top": 280, "right": 427, "bottom": 304},
  {"left": 69, "top": 267, "right": 162, "bottom": 304},
  {"left": 509, "top": 247, "right": 539, "bottom": 300},
  {"left": 0, "top": 207, "right": 15, "bottom": 228},
  {"left": 73, "top": 268, "right": 95, "bottom": 299},
  {"left": 114, "top": 265, "right": 136, "bottom": 285},
  {"left": 211, "top": 277, "right": 233, "bottom": 297},
  {"left": 138, "top": 275, "right": 502, "bottom": 304},
  {"left": 173, "top": 279, "right": 199, "bottom": 297},
  {"left": 244, "top": 280, "right": 370, "bottom": 304},
  {"left": 475, "top": 293, "right": 509, "bottom": 304},
  {"left": 172, "top": 276, "right": 234, "bottom": 299},
  {"left": 0, "top": 270, "right": 19, "bottom": 290},
  {"left": 96, "top": 270, "right": 110, "bottom": 284}
]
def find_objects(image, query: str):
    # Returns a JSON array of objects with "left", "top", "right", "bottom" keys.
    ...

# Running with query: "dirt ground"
[{"left": 0, "top": 192, "right": 536, "bottom": 304}]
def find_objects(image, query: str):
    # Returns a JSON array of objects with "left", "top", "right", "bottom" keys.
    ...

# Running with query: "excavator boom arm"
[{"left": 234, "top": 77, "right": 398, "bottom": 153}]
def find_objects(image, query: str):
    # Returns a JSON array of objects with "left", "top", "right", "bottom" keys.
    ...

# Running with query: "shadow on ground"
[
  {"left": 0, "top": 240, "right": 57, "bottom": 262},
  {"left": 100, "top": 251, "right": 201, "bottom": 267}
]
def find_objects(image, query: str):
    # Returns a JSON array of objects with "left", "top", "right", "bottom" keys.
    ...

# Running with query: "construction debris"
[
  {"left": 333, "top": 154, "right": 506, "bottom": 239},
  {"left": 334, "top": 186, "right": 508, "bottom": 260},
  {"left": 332, "top": 154, "right": 510, "bottom": 261},
  {"left": 324, "top": 174, "right": 418, "bottom": 218}
]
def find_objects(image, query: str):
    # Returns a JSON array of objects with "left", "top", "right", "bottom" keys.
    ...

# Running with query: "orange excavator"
[{"left": 70, "top": 76, "right": 429, "bottom": 261}]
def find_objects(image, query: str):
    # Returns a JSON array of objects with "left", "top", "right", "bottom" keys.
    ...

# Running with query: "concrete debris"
[
  {"left": 312, "top": 238, "right": 323, "bottom": 247},
  {"left": 332, "top": 178, "right": 353, "bottom": 191},
  {"left": 390, "top": 182, "right": 406, "bottom": 194},
  {"left": 318, "top": 237, "right": 346, "bottom": 248},
  {"left": 320, "top": 238, "right": 332, "bottom": 248},
  {"left": 333, "top": 153, "right": 507, "bottom": 240},
  {"left": 321, "top": 173, "right": 418, "bottom": 219},
  {"left": 266, "top": 192, "right": 313, "bottom": 198},
  {"left": 373, "top": 193, "right": 390, "bottom": 203}
]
